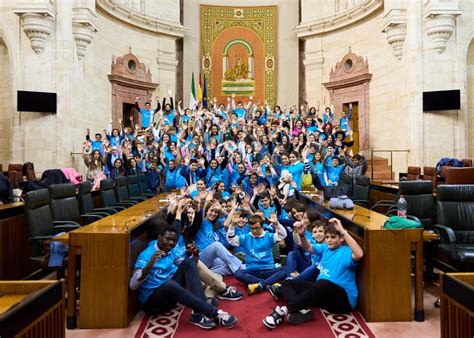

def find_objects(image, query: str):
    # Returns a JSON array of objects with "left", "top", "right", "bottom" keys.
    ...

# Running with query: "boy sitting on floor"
[
  {"left": 263, "top": 218, "right": 363, "bottom": 329},
  {"left": 227, "top": 207, "right": 287, "bottom": 295},
  {"left": 129, "top": 224, "right": 238, "bottom": 330}
]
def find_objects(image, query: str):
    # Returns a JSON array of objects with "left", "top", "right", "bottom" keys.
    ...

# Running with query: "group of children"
[
  {"left": 130, "top": 184, "right": 363, "bottom": 330},
  {"left": 81, "top": 93, "right": 365, "bottom": 330},
  {"left": 81, "top": 93, "right": 367, "bottom": 194}
]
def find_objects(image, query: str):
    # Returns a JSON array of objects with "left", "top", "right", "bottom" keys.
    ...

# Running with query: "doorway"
[
  {"left": 342, "top": 102, "right": 359, "bottom": 154},
  {"left": 122, "top": 103, "right": 137, "bottom": 129}
]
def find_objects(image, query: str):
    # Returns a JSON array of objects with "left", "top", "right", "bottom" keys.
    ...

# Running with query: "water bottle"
[{"left": 397, "top": 195, "right": 407, "bottom": 218}]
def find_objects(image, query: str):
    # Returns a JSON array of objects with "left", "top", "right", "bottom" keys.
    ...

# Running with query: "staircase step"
[
  {"left": 367, "top": 159, "right": 389, "bottom": 165},
  {"left": 366, "top": 165, "right": 392, "bottom": 173},
  {"left": 369, "top": 172, "right": 393, "bottom": 179}
]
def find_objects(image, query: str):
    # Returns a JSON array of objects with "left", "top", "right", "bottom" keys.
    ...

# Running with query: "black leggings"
[{"left": 281, "top": 279, "right": 353, "bottom": 314}]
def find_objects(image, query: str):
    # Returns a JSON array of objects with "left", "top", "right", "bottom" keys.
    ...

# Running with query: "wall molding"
[
  {"left": 294, "top": 0, "right": 383, "bottom": 38},
  {"left": 96, "top": 0, "right": 188, "bottom": 38}
]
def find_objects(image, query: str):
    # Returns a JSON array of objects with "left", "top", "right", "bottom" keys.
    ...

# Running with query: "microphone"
[{"left": 351, "top": 213, "right": 371, "bottom": 221}]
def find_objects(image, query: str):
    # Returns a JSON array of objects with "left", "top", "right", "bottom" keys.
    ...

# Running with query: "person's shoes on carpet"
[
  {"left": 263, "top": 305, "right": 287, "bottom": 329},
  {"left": 287, "top": 308, "right": 314, "bottom": 325},
  {"left": 268, "top": 282, "right": 282, "bottom": 300},
  {"left": 190, "top": 312, "right": 216, "bottom": 330},
  {"left": 216, "top": 309, "right": 238, "bottom": 328},
  {"left": 218, "top": 286, "right": 243, "bottom": 301},
  {"left": 247, "top": 282, "right": 263, "bottom": 295}
]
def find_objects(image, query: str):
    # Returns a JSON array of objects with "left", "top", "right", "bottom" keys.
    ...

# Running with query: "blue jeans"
[
  {"left": 234, "top": 267, "right": 286, "bottom": 288},
  {"left": 285, "top": 248, "right": 312, "bottom": 278},
  {"left": 295, "top": 264, "right": 319, "bottom": 281},
  {"left": 199, "top": 241, "right": 242, "bottom": 275},
  {"left": 142, "top": 258, "right": 216, "bottom": 317}
]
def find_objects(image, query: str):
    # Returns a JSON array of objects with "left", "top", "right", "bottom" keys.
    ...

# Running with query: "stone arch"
[
  {"left": 467, "top": 39, "right": 474, "bottom": 158},
  {"left": 0, "top": 36, "right": 12, "bottom": 168}
]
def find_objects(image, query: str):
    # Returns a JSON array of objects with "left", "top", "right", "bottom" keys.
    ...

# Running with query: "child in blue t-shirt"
[
  {"left": 227, "top": 213, "right": 287, "bottom": 295},
  {"left": 263, "top": 218, "right": 364, "bottom": 329}
]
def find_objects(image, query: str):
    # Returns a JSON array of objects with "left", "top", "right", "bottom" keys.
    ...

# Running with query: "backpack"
[
  {"left": 329, "top": 196, "right": 354, "bottom": 210},
  {"left": 435, "top": 157, "right": 463, "bottom": 174},
  {"left": 383, "top": 216, "right": 422, "bottom": 229}
]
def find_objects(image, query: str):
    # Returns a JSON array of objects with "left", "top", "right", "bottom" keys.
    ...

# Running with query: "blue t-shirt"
[
  {"left": 288, "top": 162, "right": 305, "bottom": 190},
  {"left": 312, "top": 243, "right": 358, "bottom": 309},
  {"left": 238, "top": 231, "right": 275, "bottom": 270},
  {"left": 194, "top": 219, "right": 219, "bottom": 252},
  {"left": 135, "top": 241, "right": 179, "bottom": 304},
  {"left": 139, "top": 109, "right": 155, "bottom": 128},
  {"left": 234, "top": 108, "right": 246, "bottom": 119},
  {"left": 327, "top": 165, "right": 344, "bottom": 186}
]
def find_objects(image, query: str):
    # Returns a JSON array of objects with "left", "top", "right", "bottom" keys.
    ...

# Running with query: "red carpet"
[{"left": 135, "top": 277, "right": 375, "bottom": 338}]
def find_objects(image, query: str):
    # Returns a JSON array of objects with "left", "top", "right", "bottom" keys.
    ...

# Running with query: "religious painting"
[{"left": 201, "top": 5, "right": 277, "bottom": 106}]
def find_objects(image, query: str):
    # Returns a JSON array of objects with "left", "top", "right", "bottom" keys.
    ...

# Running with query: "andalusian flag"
[
  {"left": 198, "top": 73, "right": 203, "bottom": 102},
  {"left": 189, "top": 72, "right": 196, "bottom": 109}
]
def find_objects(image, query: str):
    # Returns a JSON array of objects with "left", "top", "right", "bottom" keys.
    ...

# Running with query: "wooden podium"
[
  {"left": 301, "top": 193, "right": 424, "bottom": 322},
  {"left": 63, "top": 195, "right": 168, "bottom": 329}
]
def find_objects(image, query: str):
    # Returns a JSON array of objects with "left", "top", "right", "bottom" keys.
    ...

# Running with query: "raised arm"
[{"left": 331, "top": 218, "right": 364, "bottom": 261}]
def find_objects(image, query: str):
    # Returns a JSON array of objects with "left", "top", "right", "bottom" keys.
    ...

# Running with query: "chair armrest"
[
  {"left": 82, "top": 211, "right": 109, "bottom": 218},
  {"left": 53, "top": 221, "right": 81, "bottom": 227},
  {"left": 370, "top": 200, "right": 395, "bottom": 210},
  {"left": 80, "top": 214, "right": 105, "bottom": 222},
  {"left": 54, "top": 223, "right": 80, "bottom": 232},
  {"left": 93, "top": 207, "right": 117, "bottom": 215},
  {"left": 433, "top": 224, "right": 458, "bottom": 260},
  {"left": 110, "top": 206, "right": 126, "bottom": 212},
  {"left": 353, "top": 199, "right": 369, "bottom": 207},
  {"left": 116, "top": 201, "right": 137, "bottom": 206},
  {"left": 28, "top": 235, "right": 54, "bottom": 242},
  {"left": 130, "top": 196, "right": 147, "bottom": 201}
]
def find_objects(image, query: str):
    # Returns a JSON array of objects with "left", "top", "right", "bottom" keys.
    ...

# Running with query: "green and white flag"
[{"left": 189, "top": 72, "right": 197, "bottom": 109}]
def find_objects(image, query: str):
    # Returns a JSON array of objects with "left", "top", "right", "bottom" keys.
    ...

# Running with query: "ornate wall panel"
[{"left": 201, "top": 5, "right": 277, "bottom": 106}]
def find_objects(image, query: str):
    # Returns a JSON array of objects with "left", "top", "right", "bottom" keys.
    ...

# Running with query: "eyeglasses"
[{"left": 250, "top": 226, "right": 262, "bottom": 231}]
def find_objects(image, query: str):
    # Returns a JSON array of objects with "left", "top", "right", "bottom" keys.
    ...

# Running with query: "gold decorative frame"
[{"left": 200, "top": 5, "right": 277, "bottom": 106}]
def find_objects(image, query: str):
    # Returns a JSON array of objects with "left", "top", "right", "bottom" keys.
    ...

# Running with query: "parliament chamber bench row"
[
  {"left": 368, "top": 180, "right": 474, "bottom": 274},
  {"left": 0, "top": 175, "right": 157, "bottom": 280}
]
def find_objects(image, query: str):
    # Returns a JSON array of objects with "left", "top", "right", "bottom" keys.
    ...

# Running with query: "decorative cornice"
[
  {"left": 294, "top": 0, "right": 383, "bottom": 38},
  {"left": 72, "top": 8, "right": 98, "bottom": 59},
  {"left": 107, "top": 74, "right": 158, "bottom": 90},
  {"left": 381, "top": 9, "right": 407, "bottom": 60},
  {"left": 96, "top": 0, "right": 188, "bottom": 38},
  {"left": 14, "top": 2, "right": 55, "bottom": 54},
  {"left": 423, "top": 0, "right": 462, "bottom": 54}
]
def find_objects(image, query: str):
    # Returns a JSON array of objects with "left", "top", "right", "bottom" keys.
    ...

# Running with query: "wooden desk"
[
  {"left": 301, "top": 194, "right": 425, "bottom": 322},
  {"left": 440, "top": 273, "right": 474, "bottom": 338},
  {"left": 0, "top": 202, "right": 35, "bottom": 280},
  {"left": 66, "top": 195, "right": 168, "bottom": 329},
  {"left": 0, "top": 280, "right": 65, "bottom": 337}
]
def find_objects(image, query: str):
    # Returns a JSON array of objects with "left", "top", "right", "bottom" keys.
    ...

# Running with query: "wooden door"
[
  {"left": 343, "top": 102, "right": 359, "bottom": 154},
  {"left": 122, "top": 103, "right": 138, "bottom": 129}
]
